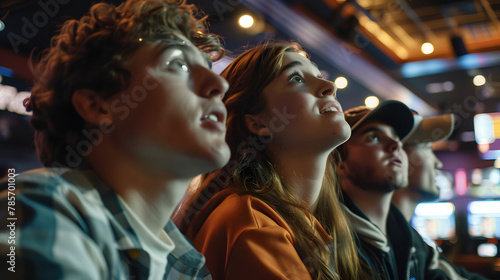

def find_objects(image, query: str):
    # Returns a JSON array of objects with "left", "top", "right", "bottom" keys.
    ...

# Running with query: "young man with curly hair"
[{"left": 0, "top": 0, "right": 229, "bottom": 279}]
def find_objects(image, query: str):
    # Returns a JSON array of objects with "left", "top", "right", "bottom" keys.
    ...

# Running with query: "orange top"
[{"left": 175, "top": 187, "right": 332, "bottom": 280}]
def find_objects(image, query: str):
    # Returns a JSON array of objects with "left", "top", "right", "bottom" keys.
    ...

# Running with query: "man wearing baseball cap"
[
  {"left": 393, "top": 113, "right": 455, "bottom": 222},
  {"left": 335, "top": 101, "right": 487, "bottom": 279}
]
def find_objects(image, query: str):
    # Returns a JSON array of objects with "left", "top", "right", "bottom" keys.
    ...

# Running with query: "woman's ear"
[
  {"left": 72, "top": 89, "right": 112, "bottom": 125},
  {"left": 244, "top": 114, "right": 272, "bottom": 137}
]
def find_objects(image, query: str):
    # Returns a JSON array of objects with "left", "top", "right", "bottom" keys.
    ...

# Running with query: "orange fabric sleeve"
[
  {"left": 187, "top": 192, "right": 317, "bottom": 280},
  {"left": 225, "top": 226, "right": 312, "bottom": 280}
]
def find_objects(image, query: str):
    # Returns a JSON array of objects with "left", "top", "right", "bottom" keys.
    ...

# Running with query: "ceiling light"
[
  {"left": 473, "top": 75, "right": 486, "bottom": 86},
  {"left": 426, "top": 81, "right": 455, "bottom": 94},
  {"left": 395, "top": 47, "right": 409, "bottom": 60},
  {"left": 0, "top": 20, "right": 4, "bottom": 32},
  {"left": 365, "top": 96, "right": 379, "bottom": 108},
  {"left": 334, "top": 77, "right": 348, "bottom": 89},
  {"left": 239, "top": 15, "right": 254, "bottom": 28},
  {"left": 426, "top": 83, "right": 443, "bottom": 93},
  {"left": 421, "top": 42, "right": 434, "bottom": 55},
  {"left": 443, "top": 81, "right": 454, "bottom": 91}
]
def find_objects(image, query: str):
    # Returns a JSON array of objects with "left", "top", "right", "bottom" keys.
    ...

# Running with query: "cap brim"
[
  {"left": 351, "top": 101, "right": 415, "bottom": 139},
  {"left": 403, "top": 114, "right": 455, "bottom": 144}
]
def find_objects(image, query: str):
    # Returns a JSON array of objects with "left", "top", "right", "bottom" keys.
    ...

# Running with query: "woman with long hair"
[{"left": 174, "top": 42, "right": 367, "bottom": 280}]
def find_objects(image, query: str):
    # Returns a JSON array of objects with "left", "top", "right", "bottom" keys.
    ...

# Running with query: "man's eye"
[
  {"left": 165, "top": 59, "right": 189, "bottom": 72},
  {"left": 367, "top": 134, "right": 379, "bottom": 141}
]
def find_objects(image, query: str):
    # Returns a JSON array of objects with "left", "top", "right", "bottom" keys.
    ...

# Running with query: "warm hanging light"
[
  {"left": 239, "top": 15, "right": 254, "bottom": 28},
  {"left": 334, "top": 77, "right": 348, "bottom": 89},
  {"left": 421, "top": 42, "right": 434, "bottom": 55},
  {"left": 473, "top": 75, "right": 486, "bottom": 86},
  {"left": 365, "top": 96, "right": 379, "bottom": 108}
]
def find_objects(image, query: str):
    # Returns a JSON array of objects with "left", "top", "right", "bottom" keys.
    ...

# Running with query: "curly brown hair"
[{"left": 25, "top": 0, "right": 223, "bottom": 167}]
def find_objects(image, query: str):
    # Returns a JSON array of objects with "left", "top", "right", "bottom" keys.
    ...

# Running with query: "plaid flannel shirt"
[{"left": 0, "top": 168, "right": 212, "bottom": 280}]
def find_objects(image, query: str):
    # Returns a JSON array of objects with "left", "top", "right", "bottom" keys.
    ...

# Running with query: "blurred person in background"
[
  {"left": 392, "top": 113, "right": 455, "bottom": 222},
  {"left": 336, "top": 101, "right": 487, "bottom": 279}
]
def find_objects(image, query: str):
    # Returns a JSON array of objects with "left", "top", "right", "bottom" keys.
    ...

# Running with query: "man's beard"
[{"left": 350, "top": 171, "right": 408, "bottom": 193}]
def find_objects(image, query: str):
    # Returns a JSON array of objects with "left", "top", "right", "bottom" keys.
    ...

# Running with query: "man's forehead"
[
  {"left": 140, "top": 34, "right": 211, "bottom": 66},
  {"left": 354, "top": 120, "right": 398, "bottom": 137}
]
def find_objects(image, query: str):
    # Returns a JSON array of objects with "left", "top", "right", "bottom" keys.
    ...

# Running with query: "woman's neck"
[{"left": 272, "top": 150, "right": 330, "bottom": 211}]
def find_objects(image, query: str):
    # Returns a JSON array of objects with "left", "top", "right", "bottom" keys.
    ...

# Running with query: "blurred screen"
[
  {"left": 468, "top": 200, "right": 500, "bottom": 238},
  {"left": 411, "top": 202, "right": 456, "bottom": 240}
]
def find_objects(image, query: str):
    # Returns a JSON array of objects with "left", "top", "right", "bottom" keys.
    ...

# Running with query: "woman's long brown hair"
[{"left": 182, "top": 42, "right": 371, "bottom": 279}]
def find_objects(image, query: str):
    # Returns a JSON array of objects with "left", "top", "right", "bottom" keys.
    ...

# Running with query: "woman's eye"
[
  {"left": 165, "top": 59, "right": 189, "bottom": 73},
  {"left": 290, "top": 75, "right": 304, "bottom": 83}
]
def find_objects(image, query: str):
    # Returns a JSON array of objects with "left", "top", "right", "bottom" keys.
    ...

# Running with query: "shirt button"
[{"left": 128, "top": 249, "right": 140, "bottom": 259}]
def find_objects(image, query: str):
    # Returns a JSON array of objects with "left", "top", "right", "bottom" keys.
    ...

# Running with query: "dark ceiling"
[{"left": 1, "top": 0, "right": 499, "bottom": 171}]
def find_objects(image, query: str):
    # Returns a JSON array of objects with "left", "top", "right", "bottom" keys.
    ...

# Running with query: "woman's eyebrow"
[
  {"left": 279, "top": 60, "right": 323, "bottom": 78},
  {"left": 278, "top": 61, "right": 302, "bottom": 76}
]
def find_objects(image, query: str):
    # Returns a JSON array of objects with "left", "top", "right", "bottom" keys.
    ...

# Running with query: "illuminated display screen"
[
  {"left": 468, "top": 200, "right": 500, "bottom": 238},
  {"left": 474, "top": 113, "right": 500, "bottom": 160},
  {"left": 411, "top": 202, "right": 456, "bottom": 240}
]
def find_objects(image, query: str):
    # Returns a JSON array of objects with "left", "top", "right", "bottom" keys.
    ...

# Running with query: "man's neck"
[
  {"left": 343, "top": 181, "right": 394, "bottom": 235},
  {"left": 85, "top": 141, "right": 191, "bottom": 235},
  {"left": 392, "top": 189, "right": 420, "bottom": 222}
]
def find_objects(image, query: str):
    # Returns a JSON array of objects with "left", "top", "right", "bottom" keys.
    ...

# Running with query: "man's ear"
[
  {"left": 335, "top": 153, "right": 347, "bottom": 173},
  {"left": 337, "top": 162, "right": 346, "bottom": 176},
  {"left": 72, "top": 89, "right": 112, "bottom": 125},
  {"left": 244, "top": 114, "right": 272, "bottom": 137}
]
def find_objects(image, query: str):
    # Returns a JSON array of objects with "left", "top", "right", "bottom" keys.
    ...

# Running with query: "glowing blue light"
[
  {"left": 401, "top": 60, "right": 451, "bottom": 78},
  {"left": 0, "top": 66, "right": 14, "bottom": 78},
  {"left": 458, "top": 54, "right": 479, "bottom": 69},
  {"left": 402, "top": 51, "right": 500, "bottom": 78}
]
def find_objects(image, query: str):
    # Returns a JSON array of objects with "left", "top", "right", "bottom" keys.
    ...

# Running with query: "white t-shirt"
[{"left": 119, "top": 197, "right": 175, "bottom": 279}]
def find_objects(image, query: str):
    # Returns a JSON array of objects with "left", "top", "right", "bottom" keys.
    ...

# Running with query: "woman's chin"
[{"left": 332, "top": 121, "right": 352, "bottom": 147}]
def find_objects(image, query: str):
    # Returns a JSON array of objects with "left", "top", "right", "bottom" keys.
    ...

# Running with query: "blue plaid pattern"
[{"left": 0, "top": 168, "right": 211, "bottom": 280}]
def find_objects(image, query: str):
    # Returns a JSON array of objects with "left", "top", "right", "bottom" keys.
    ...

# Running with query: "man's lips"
[
  {"left": 201, "top": 105, "right": 226, "bottom": 124},
  {"left": 389, "top": 157, "right": 403, "bottom": 167},
  {"left": 201, "top": 105, "right": 227, "bottom": 132}
]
